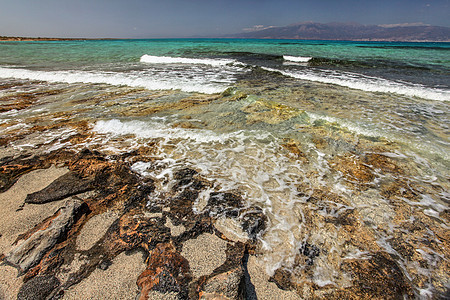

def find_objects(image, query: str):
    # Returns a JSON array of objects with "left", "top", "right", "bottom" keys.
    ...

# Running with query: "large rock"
[
  {"left": 25, "top": 172, "right": 94, "bottom": 204},
  {"left": 200, "top": 267, "right": 244, "bottom": 300},
  {"left": 4, "top": 199, "right": 87, "bottom": 273}
]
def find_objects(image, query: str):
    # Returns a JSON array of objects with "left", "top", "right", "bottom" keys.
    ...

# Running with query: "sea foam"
[
  {"left": 283, "top": 55, "right": 312, "bottom": 63},
  {"left": 140, "top": 55, "right": 235, "bottom": 66},
  {"left": 262, "top": 67, "right": 450, "bottom": 101},
  {"left": 0, "top": 67, "right": 228, "bottom": 94}
]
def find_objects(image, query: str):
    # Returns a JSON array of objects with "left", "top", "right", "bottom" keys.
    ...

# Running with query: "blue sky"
[{"left": 1, "top": 0, "right": 448, "bottom": 38}]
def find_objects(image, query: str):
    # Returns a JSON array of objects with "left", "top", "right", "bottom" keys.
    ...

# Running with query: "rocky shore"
[
  {"left": 0, "top": 77, "right": 448, "bottom": 299},
  {"left": 0, "top": 147, "right": 447, "bottom": 299}
]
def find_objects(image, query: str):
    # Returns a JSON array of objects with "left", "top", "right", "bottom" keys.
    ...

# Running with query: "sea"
[{"left": 0, "top": 39, "right": 449, "bottom": 297}]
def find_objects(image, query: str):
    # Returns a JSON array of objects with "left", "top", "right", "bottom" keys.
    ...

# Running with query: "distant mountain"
[{"left": 230, "top": 22, "right": 450, "bottom": 42}]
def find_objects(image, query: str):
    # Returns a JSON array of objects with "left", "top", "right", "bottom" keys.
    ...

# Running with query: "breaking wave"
[
  {"left": 140, "top": 54, "right": 235, "bottom": 66},
  {"left": 0, "top": 67, "right": 230, "bottom": 94}
]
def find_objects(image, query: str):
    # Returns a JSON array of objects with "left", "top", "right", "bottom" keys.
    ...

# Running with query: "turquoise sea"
[{"left": 0, "top": 39, "right": 449, "bottom": 297}]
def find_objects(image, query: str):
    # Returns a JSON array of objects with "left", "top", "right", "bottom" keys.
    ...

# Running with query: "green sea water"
[{"left": 0, "top": 39, "right": 449, "bottom": 297}]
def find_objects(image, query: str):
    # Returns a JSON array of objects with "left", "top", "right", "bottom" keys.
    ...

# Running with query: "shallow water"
[{"left": 0, "top": 39, "right": 449, "bottom": 297}]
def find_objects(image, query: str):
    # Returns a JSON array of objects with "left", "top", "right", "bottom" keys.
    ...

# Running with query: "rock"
[
  {"left": 239, "top": 207, "right": 267, "bottom": 240},
  {"left": 207, "top": 192, "right": 243, "bottom": 218},
  {"left": 17, "top": 275, "right": 60, "bottom": 300},
  {"left": 299, "top": 242, "right": 320, "bottom": 266},
  {"left": 137, "top": 243, "right": 191, "bottom": 300},
  {"left": 25, "top": 172, "right": 94, "bottom": 204},
  {"left": 200, "top": 267, "right": 244, "bottom": 300},
  {"left": 340, "top": 251, "right": 414, "bottom": 299},
  {"left": 4, "top": 199, "right": 87, "bottom": 273}
]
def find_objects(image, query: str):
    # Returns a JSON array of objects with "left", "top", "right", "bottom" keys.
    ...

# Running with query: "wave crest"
[{"left": 140, "top": 55, "right": 235, "bottom": 66}]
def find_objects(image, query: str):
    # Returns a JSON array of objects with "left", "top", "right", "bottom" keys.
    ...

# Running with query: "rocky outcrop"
[
  {"left": 25, "top": 172, "right": 94, "bottom": 204},
  {"left": 4, "top": 199, "right": 88, "bottom": 274}
]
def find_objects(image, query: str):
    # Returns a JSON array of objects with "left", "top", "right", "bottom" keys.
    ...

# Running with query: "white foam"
[
  {"left": 283, "top": 55, "right": 312, "bottom": 63},
  {"left": 0, "top": 67, "right": 228, "bottom": 94},
  {"left": 140, "top": 55, "right": 235, "bottom": 66},
  {"left": 262, "top": 67, "right": 450, "bottom": 101}
]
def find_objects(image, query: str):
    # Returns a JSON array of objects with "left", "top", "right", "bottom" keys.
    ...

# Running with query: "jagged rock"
[
  {"left": 17, "top": 275, "right": 60, "bottom": 300},
  {"left": 137, "top": 243, "right": 191, "bottom": 300},
  {"left": 25, "top": 171, "right": 94, "bottom": 204},
  {"left": 4, "top": 199, "right": 88, "bottom": 273}
]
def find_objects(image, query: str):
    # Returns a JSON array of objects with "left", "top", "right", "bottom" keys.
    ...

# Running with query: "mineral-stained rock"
[
  {"left": 25, "top": 172, "right": 94, "bottom": 204},
  {"left": 4, "top": 199, "right": 88, "bottom": 273},
  {"left": 137, "top": 243, "right": 191, "bottom": 300}
]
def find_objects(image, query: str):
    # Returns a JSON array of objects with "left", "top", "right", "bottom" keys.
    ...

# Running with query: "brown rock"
[
  {"left": 137, "top": 243, "right": 191, "bottom": 300},
  {"left": 4, "top": 199, "right": 88, "bottom": 273},
  {"left": 25, "top": 172, "right": 94, "bottom": 204},
  {"left": 200, "top": 267, "right": 244, "bottom": 300},
  {"left": 340, "top": 252, "right": 414, "bottom": 299}
]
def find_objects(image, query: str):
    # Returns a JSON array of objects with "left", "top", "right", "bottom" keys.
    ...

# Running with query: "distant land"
[
  {"left": 2, "top": 22, "right": 450, "bottom": 42},
  {"left": 229, "top": 22, "right": 450, "bottom": 42},
  {"left": 0, "top": 36, "right": 88, "bottom": 41}
]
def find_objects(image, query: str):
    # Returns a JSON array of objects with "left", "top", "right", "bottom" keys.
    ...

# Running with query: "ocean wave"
[
  {"left": 140, "top": 54, "right": 235, "bottom": 66},
  {"left": 261, "top": 67, "right": 450, "bottom": 101},
  {"left": 283, "top": 55, "right": 312, "bottom": 63},
  {"left": 0, "top": 67, "right": 229, "bottom": 94}
]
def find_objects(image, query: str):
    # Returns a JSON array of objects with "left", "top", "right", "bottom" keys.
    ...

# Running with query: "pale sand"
[
  {"left": 63, "top": 251, "right": 146, "bottom": 300},
  {"left": 165, "top": 217, "right": 186, "bottom": 237},
  {"left": 0, "top": 166, "right": 69, "bottom": 300},
  {"left": 247, "top": 255, "right": 301, "bottom": 300},
  {"left": 147, "top": 291, "right": 179, "bottom": 300},
  {"left": 181, "top": 233, "right": 227, "bottom": 279},
  {"left": 76, "top": 210, "right": 119, "bottom": 251}
]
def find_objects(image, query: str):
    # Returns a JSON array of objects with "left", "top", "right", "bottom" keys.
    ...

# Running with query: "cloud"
[
  {"left": 379, "top": 22, "right": 430, "bottom": 28},
  {"left": 242, "top": 25, "right": 276, "bottom": 32}
]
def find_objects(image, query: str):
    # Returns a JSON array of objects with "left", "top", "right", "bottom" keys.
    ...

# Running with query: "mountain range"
[{"left": 230, "top": 22, "right": 450, "bottom": 42}]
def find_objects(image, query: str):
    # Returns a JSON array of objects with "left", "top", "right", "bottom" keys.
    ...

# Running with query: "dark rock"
[
  {"left": 300, "top": 242, "right": 320, "bottom": 266},
  {"left": 4, "top": 199, "right": 88, "bottom": 273},
  {"left": 25, "top": 172, "right": 94, "bottom": 204},
  {"left": 240, "top": 207, "right": 267, "bottom": 240},
  {"left": 137, "top": 243, "right": 191, "bottom": 300},
  {"left": 97, "top": 259, "right": 112, "bottom": 270},
  {"left": 152, "top": 270, "right": 181, "bottom": 294},
  {"left": 269, "top": 268, "right": 292, "bottom": 291},
  {"left": 17, "top": 275, "right": 60, "bottom": 300},
  {"left": 207, "top": 192, "right": 244, "bottom": 218},
  {"left": 118, "top": 211, "right": 170, "bottom": 251}
]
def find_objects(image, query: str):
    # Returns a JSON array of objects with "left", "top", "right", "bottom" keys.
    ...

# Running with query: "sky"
[{"left": 0, "top": 0, "right": 449, "bottom": 38}]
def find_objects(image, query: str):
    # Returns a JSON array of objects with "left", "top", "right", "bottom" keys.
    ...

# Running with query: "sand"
[
  {"left": 164, "top": 217, "right": 186, "bottom": 237},
  {"left": 247, "top": 255, "right": 301, "bottom": 300},
  {"left": 63, "top": 250, "right": 146, "bottom": 300},
  {"left": 0, "top": 166, "right": 69, "bottom": 300},
  {"left": 76, "top": 210, "right": 119, "bottom": 251},
  {"left": 181, "top": 233, "right": 228, "bottom": 279}
]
